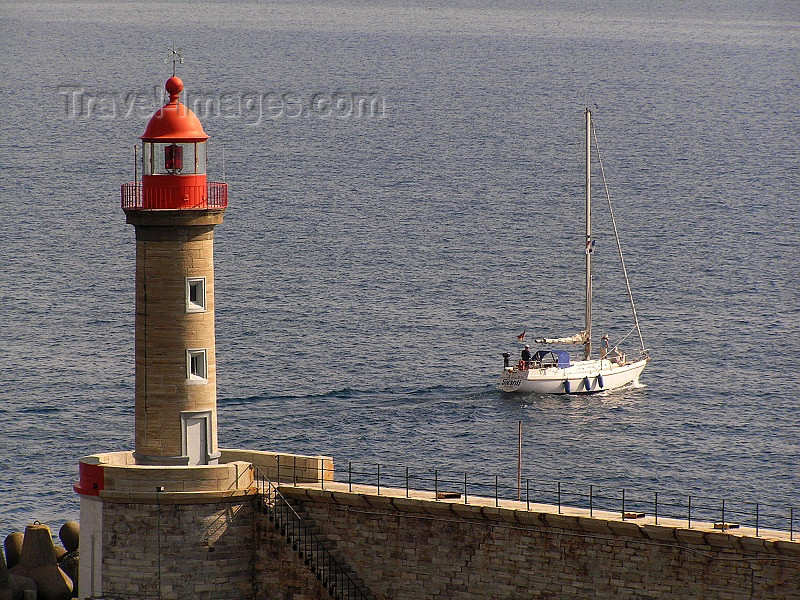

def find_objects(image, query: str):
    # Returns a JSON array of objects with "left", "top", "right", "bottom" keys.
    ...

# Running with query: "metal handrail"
[
  {"left": 312, "top": 461, "right": 796, "bottom": 539},
  {"left": 253, "top": 465, "right": 371, "bottom": 600}
]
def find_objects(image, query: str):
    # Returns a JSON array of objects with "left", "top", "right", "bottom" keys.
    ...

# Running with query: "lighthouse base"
[
  {"left": 80, "top": 494, "right": 255, "bottom": 600},
  {"left": 74, "top": 449, "right": 333, "bottom": 600}
]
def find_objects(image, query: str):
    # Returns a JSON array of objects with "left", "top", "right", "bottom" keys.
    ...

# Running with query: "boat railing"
[{"left": 275, "top": 460, "right": 796, "bottom": 539}]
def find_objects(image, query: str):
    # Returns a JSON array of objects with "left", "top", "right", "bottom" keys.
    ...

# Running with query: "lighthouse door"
[{"left": 183, "top": 414, "right": 209, "bottom": 466}]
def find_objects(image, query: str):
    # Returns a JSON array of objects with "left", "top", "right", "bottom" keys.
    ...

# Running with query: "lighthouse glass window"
[
  {"left": 186, "top": 277, "right": 206, "bottom": 313},
  {"left": 144, "top": 142, "right": 206, "bottom": 175},
  {"left": 187, "top": 349, "right": 208, "bottom": 381}
]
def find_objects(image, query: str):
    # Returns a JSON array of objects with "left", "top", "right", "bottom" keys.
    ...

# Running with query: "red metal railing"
[
  {"left": 206, "top": 181, "right": 228, "bottom": 208},
  {"left": 121, "top": 182, "right": 228, "bottom": 210}
]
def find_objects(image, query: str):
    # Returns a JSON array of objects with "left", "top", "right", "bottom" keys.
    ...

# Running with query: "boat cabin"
[{"left": 531, "top": 350, "right": 572, "bottom": 369}]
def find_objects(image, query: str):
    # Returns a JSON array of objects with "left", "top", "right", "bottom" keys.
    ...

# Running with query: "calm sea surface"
[{"left": 1, "top": 1, "right": 798, "bottom": 537}]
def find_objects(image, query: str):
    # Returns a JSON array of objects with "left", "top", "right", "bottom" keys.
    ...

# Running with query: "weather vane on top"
[{"left": 165, "top": 43, "right": 184, "bottom": 77}]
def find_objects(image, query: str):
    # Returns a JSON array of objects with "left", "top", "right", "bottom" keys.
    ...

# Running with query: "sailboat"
[{"left": 499, "top": 108, "right": 650, "bottom": 394}]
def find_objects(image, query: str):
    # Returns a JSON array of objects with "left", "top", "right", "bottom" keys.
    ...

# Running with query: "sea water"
[{"left": 1, "top": 0, "right": 798, "bottom": 536}]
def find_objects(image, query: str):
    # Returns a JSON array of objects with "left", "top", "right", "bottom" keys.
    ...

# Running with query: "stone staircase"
[{"left": 256, "top": 474, "right": 376, "bottom": 600}]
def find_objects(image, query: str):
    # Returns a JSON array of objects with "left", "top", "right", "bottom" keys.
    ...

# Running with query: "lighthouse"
[
  {"left": 74, "top": 72, "right": 331, "bottom": 600},
  {"left": 122, "top": 75, "right": 227, "bottom": 466}
]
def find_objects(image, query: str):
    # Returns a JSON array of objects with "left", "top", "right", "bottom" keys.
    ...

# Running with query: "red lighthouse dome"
[
  {"left": 141, "top": 77, "right": 209, "bottom": 142},
  {"left": 122, "top": 76, "right": 226, "bottom": 211}
]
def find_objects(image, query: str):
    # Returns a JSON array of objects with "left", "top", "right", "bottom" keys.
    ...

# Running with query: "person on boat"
[
  {"left": 610, "top": 346, "right": 626, "bottom": 365},
  {"left": 520, "top": 345, "right": 532, "bottom": 368},
  {"left": 600, "top": 334, "right": 610, "bottom": 359}
]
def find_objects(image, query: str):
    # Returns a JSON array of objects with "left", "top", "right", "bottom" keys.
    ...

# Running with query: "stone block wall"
[
  {"left": 100, "top": 498, "right": 255, "bottom": 600},
  {"left": 254, "top": 513, "right": 329, "bottom": 600},
  {"left": 76, "top": 450, "right": 333, "bottom": 599},
  {"left": 262, "top": 487, "right": 800, "bottom": 600},
  {"left": 220, "top": 449, "right": 334, "bottom": 484}
]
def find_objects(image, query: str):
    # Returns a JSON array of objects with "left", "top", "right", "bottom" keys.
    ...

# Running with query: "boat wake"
[{"left": 218, "top": 383, "right": 490, "bottom": 406}]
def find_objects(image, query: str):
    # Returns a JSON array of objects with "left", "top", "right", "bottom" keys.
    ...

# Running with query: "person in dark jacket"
[{"left": 521, "top": 344, "right": 532, "bottom": 368}]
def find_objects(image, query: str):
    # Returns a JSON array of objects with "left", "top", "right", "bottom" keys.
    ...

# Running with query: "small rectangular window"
[
  {"left": 187, "top": 349, "right": 207, "bottom": 381},
  {"left": 186, "top": 277, "right": 206, "bottom": 313}
]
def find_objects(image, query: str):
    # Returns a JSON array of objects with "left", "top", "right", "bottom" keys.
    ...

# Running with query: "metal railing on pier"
[{"left": 273, "top": 459, "right": 796, "bottom": 540}]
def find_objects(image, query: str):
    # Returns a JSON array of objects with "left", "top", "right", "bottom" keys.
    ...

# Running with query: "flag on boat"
[
  {"left": 585, "top": 239, "right": 596, "bottom": 254},
  {"left": 517, "top": 331, "right": 526, "bottom": 341}
]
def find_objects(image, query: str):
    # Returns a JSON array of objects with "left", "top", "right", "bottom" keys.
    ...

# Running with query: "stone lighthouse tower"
[
  {"left": 124, "top": 74, "right": 225, "bottom": 467},
  {"left": 74, "top": 72, "right": 331, "bottom": 600},
  {"left": 74, "top": 75, "right": 256, "bottom": 600}
]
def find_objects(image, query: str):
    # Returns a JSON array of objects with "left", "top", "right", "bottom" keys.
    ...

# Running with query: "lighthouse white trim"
[{"left": 78, "top": 496, "right": 103, "bottom": 599}]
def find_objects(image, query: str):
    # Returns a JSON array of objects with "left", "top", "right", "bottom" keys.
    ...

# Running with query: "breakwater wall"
[
  {"left": 260, "top": 483, "right": 799, "bottom": 600},
  {"left": 66, "top": 449, "right": 799, "bottom": 599}
]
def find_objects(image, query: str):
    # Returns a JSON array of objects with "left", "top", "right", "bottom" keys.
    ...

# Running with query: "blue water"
[{"left": 1, "top": 1, "right": 798, "bottom": 537}]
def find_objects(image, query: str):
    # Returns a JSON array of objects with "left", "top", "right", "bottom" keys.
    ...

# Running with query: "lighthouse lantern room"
[{"left": 122, "top": 75, "right": 227, "bottom": 210}]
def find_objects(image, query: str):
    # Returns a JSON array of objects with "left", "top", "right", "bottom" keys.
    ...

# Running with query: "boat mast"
[{"left": 584, "top": 107, "right": 592, "bottom": 360}]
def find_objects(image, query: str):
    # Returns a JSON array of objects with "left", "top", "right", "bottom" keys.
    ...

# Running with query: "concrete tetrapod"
[
  {"left": 8, "top": 524, "right": 72, "bottom": 600},
  {"left": 56, "top": 522, "right": 79, "bottom": 593},
  {"left": 57, "top": 523, "right": 78, "bottom": 555},
  {"left": 0, "top": 545, "right": 37, "bottom": 600},
  {"left": 2, "top": 535, "right": 23, "bottom": 570}
]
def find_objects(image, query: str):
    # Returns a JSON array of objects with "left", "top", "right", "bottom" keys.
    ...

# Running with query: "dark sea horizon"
[{"left": 1, "top": 0, "right": 798, "bottom": 538}]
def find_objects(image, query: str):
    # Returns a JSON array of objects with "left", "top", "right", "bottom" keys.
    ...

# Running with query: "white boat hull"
[{"left": 499, "top": 358, "right": 647, "bottom": 394}]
